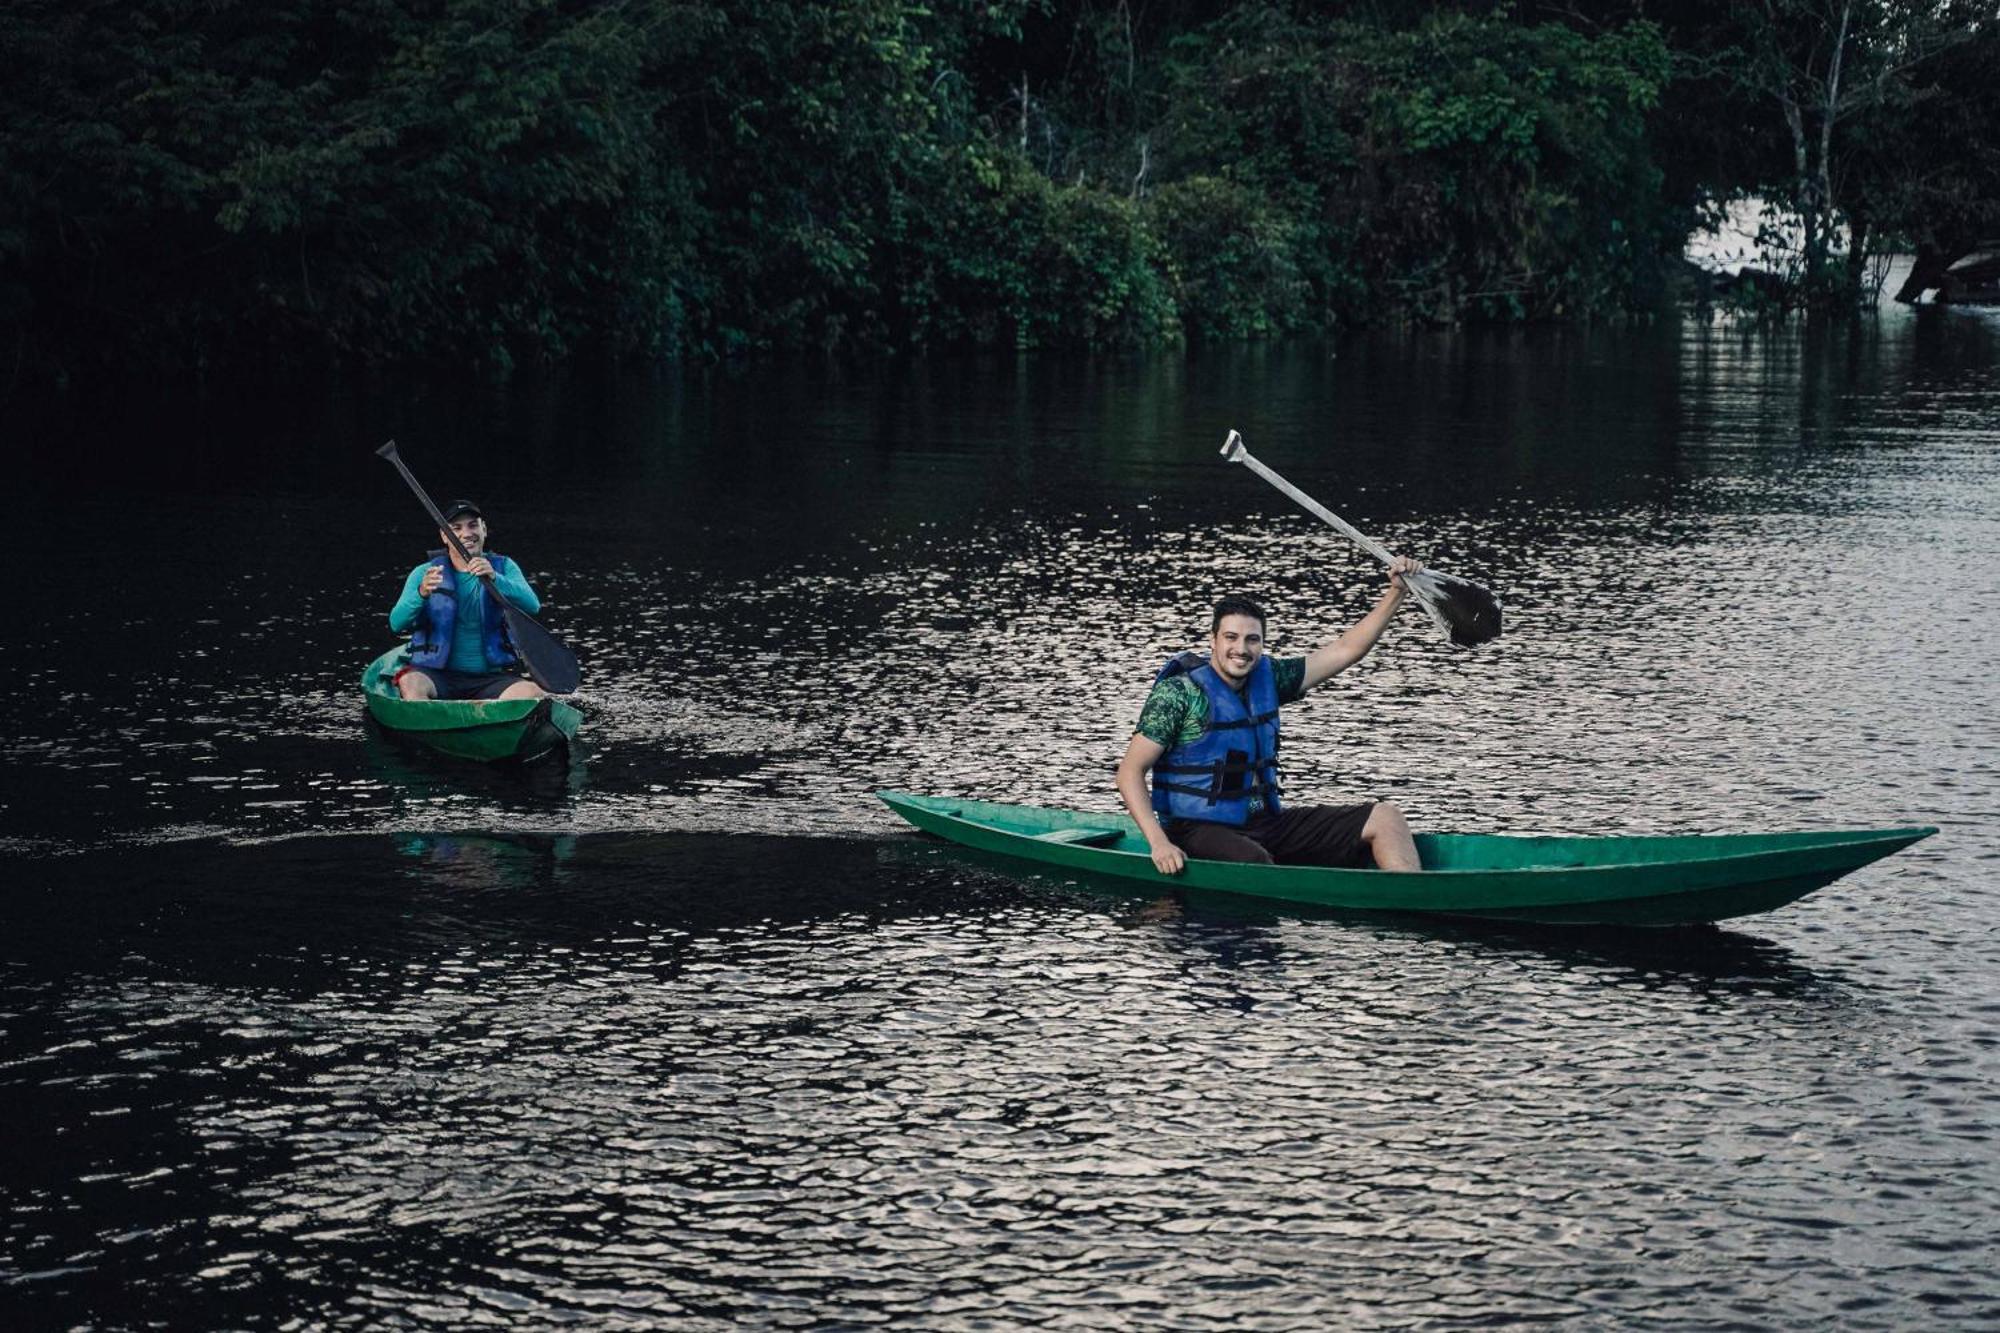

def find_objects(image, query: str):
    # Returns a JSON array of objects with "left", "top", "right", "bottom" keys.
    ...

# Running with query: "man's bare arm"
[
  {"left": 1301, "top": 556, "right": 1420, "bottom": 690},
  {"left": 1115, "top": 733, "right": 1186, "bottom": 875}
]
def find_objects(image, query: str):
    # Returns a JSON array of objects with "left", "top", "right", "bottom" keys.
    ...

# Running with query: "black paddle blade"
[
  {"left": 503, "top": 605, "right": 581, "bottom": 693},
  {"left": 1423, "top": 571, "right": 1504, "bottom": 648}
]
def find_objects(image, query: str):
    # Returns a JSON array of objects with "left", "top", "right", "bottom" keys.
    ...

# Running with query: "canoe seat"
[{"left": 1030, "top": 827, "right": 1125, "bottom": 847}]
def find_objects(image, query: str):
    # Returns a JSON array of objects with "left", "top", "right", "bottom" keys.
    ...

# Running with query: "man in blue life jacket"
[
  {"left": 386, "top": 500, "right": 547, "bottom": 703},
  {"left": 1114, "top": 559, "right": 1424, "bottom": 874}
]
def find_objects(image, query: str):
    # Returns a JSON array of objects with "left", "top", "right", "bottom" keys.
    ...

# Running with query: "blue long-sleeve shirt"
[{"left": 388, "top": 557, "right": 541, "bottom": 672}]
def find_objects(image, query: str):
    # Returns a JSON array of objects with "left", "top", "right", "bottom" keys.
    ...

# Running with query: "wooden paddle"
[
  {"left": 1220, "top": 429, "right": 1503, "bottom": 648},
  {"left": 376, "top": 439, "right": 582, "bottom": 693}
]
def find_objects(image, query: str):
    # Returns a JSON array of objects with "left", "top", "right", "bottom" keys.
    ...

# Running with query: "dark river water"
[{"left": 4, "top": 312, "right": 1998, "bottom": 1328}]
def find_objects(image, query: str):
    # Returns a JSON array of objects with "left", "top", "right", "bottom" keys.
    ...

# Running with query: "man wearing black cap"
[{"left": 386, "top": 500, "right": 547, "bottom": 701}]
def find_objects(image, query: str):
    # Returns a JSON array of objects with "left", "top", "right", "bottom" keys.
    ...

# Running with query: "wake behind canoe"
[
  {"left": 361, "top": 646, "right": 581, "bottom": 763},
  {"left": 877, "top": 791, "right": 1934, "bottom": 926}
]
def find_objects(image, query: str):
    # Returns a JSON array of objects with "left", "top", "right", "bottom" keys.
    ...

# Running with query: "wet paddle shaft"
[
  {"left": 1221, "top": 430, "right": 1503, "bottom": 648},
  {"left": 376, "top": 440, "right": 581, "bottom": 692}
]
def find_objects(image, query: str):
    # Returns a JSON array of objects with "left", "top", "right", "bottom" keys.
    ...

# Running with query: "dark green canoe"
[
  {"left": 362, "top": 646, "right": 581, "bottom": 763},
  {"left": 877, "top": 791, "right": 1935, "bottom": 926}
]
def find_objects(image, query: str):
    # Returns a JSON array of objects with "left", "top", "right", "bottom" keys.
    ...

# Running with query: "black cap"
[{"left": 441, "top": 500, "right": 483, "bottom": 523}]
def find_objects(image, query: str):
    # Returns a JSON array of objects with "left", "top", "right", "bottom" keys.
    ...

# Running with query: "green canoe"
[
  {"left": 362, "top": 646, "right": 581, "bottom": 763},
  {"left": 877, "top": 792, "right": 1935, "bottom": 926}
]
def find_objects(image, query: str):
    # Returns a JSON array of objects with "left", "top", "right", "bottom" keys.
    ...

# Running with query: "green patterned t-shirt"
[{"left": 1134, "top": 656, "right": 1309, "bottom": 748}]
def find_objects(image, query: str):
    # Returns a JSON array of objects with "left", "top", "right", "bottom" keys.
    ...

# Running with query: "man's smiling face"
[
  {"left": 1209, "top": 613, "right": 1265, "bottom": 687},
  {"left": 444, "top": 514, "right": 487, "bottom": 556}
]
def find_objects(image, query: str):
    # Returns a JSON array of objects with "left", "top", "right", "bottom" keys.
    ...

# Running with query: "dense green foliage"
[
  {"left": 1149, "top": 9, "right": 1672, "bottom": 325},
  {"left": 1630, "top": 0, "right": 2000, "bottom": 311},
  {"left": 2, "top": 0, "right": 683, "bottom": 376},
  {"left": 0, "top": 0, "right": 1990, "bottom": 383},
  {"left": 1833, "top": 7, "right": 2000, "bottom": 303}
]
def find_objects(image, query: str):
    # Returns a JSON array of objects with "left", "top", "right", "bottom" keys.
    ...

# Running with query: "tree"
[
  {"left": 1152, "top": 6, "right": 1675, "bottom": 324},
  {"left": 1722, "top": 0, "right": 1985, "bottom": 306},
  {"left": 0, "top": 0, "right": 686, "bottom": 379},
  {"left": 1843, "top": 17, "right": 2000, "bottom": 302}
]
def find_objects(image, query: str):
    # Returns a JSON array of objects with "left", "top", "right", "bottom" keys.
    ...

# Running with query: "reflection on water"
[
  {"left": 4, "top": 313, "right": 1999, "bottom": 1326},
  {"left": 362, "top": 722, "right": 590, "bottom": 803},
  {"left": 879, "top": 838, "right": 1846, "bottom": 1001},
  {"left": 4, "top": 831, "right": 1989, "bottom": 1328},
  {"left": 394, "top": 832, "right": 580, "bottom": 894}
]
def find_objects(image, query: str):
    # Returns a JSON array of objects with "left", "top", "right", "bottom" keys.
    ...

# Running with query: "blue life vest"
[
  {"left": 1150, "top": 652, "right": 1284, "bottom": 827},
  {"left": 408, "top": 549, "right": 520, "bottom": 671}
]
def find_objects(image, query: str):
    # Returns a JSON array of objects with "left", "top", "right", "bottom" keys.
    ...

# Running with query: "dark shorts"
[
  {"left": 1170, "top": 803, "right": 1380, "bottom": 869},
  {"left": 394, "top": 666, "right": 528, "bottom": 701}
]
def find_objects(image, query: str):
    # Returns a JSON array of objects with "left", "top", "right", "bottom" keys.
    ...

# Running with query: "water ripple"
[{"left": 4, "top": 321, "right": 1999, "bottom": 1327}]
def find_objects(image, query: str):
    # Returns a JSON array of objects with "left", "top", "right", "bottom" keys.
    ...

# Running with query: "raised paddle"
[
  {"left": 376, "top": 439, "right": 582, "bottom": 693},
  {"left": 1220, "top": 429, "right": 1503, "bottom": 648}
]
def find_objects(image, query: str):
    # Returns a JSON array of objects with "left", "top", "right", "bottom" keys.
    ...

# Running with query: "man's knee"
[
  {"left": 498, "top": 679, "right": 546, "bottom": 701},
  {"left": 395, "top": 670, "right": 436, "bottom": 700},
  {"left": 1361, "top": 801, "right": 1421, "bottom": 871},
  {"left": 1364, "top": 801, "right": 1409, "bottom": 840}
]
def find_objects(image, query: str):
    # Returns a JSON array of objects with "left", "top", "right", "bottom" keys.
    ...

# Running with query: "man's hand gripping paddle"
[
  {"left": 1220, "top": 430, "right": 1502, "bottom": 648},
  {"left": 376, "top": 440, "right": 582, "bottom": 693}
]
